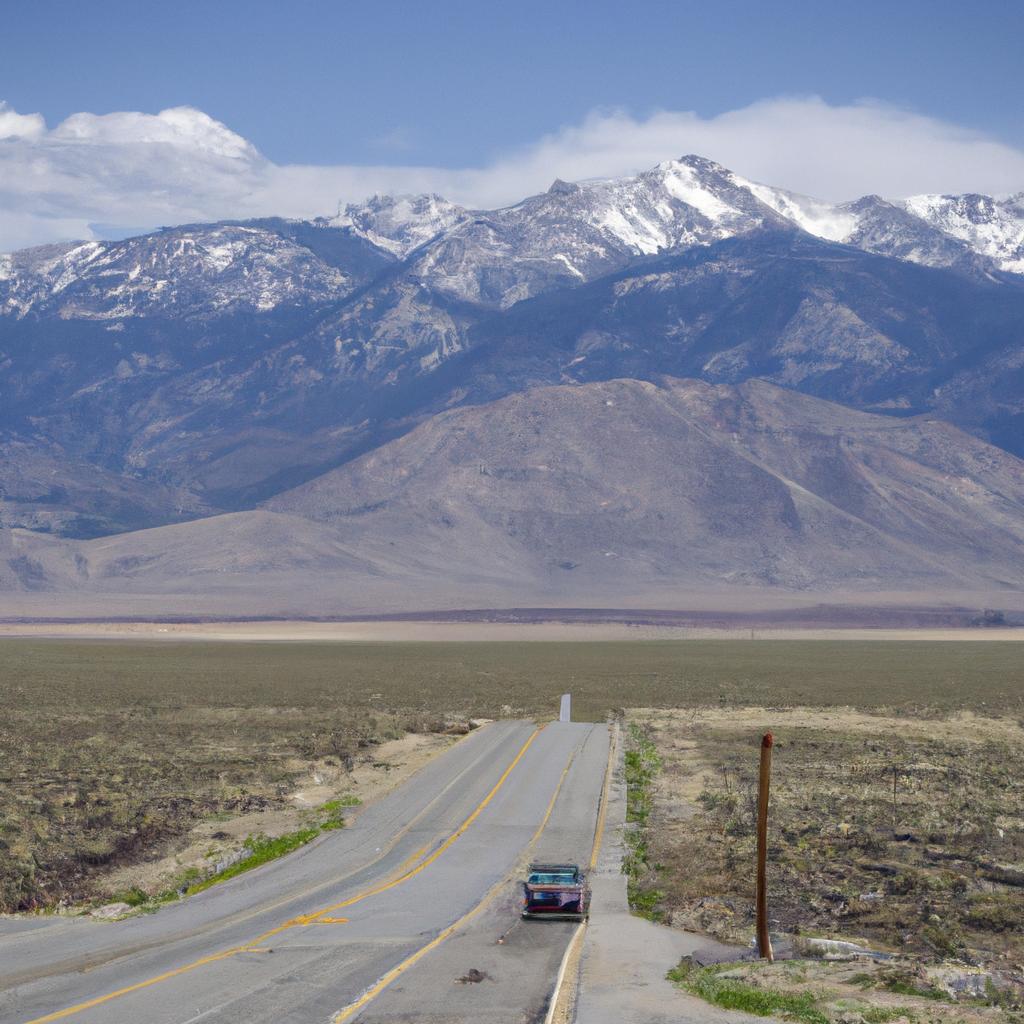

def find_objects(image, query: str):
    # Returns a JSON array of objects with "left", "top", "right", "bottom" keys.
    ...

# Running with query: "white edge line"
[{"left": 544, "top": 920, "right": 586, "bottom": 1024}]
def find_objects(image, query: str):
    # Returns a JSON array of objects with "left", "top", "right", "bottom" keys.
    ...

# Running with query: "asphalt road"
[{"left": 0, "top": 720, "right": 609, "bottom": 1024}]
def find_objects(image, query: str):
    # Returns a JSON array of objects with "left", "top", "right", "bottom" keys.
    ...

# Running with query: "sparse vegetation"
[
  {"left": 623, "top": 723, "right": 666, "bottom": 920},
  {"left": 182, "top": 826, "right": 323, "bottom": 896},
  {"left": 668, "top": 959, "right": 830, "bottom": 1023},
  {"left": 2, "top": 637, "right": 1023, "bottom": 917},
  {"left": 630, "top": 705, "right": 1024, "bottom": 1013},
  {"left": 668, "top": 956, "right": 1022, "bottom": 1023},
  {"left": 0, "top": 640, "right": 446, "bottom": 911}
]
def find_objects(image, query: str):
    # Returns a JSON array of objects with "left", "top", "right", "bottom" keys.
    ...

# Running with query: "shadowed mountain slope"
[
  {"left": 455, "top": 233, "right": 1024, "bottom": 431},
  {"left": 4, "top": 231, "right": 1023, "bottom": 542},
  {"left": 266, "top": 377, "right": 1024, "bottom": 593},
  {"left": 2, "top": 154, "right": 1024, "bottom": 603},
  {"left": 8, "top": 378, "right": 1023, "bottom": 614}
]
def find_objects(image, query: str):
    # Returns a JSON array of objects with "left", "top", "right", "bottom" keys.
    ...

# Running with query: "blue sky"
[
  {"left": 5, "top": 0, "right": 1024, "bottom": 167},
  {"left": 2, "top": 0, "right": 1023, "bottom": 251}
]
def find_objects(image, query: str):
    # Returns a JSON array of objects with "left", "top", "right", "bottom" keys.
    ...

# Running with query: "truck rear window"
[{"left": 528, "top": 871, "right": 577, "bottom": 885}]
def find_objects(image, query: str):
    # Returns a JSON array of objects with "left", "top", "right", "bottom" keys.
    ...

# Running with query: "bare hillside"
[
  {"left": 6, "top": 377, "right": 1022, "bottom": 616},
  {"left": 266, "top": 377, "right": 1024, "bottom": 593}
]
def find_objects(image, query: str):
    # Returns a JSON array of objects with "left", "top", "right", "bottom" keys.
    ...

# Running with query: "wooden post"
[{"left": 756, "top": 731, "right": 774, "bottom": 961}]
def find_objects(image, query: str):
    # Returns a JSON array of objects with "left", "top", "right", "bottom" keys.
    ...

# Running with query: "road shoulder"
[{"left": 573, "top": 722, "right": 758, "bottom": 1024}]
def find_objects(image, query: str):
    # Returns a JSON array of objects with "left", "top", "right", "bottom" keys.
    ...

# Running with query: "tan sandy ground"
[
  {"left": 680, "top": 958, "right": 1013, "bottom": 1024},
  {"left": 638, "top": 706, "right": 1024, "bottom": 803},
  {"left": 99, "top": 730, "right": 461, "bottom": 900},
  {"left": 630, "top": 707, "right": 1024, "bottom": 1019},
  {"left": 3, "top": 620, "right": 1024, "bottom": 642}
]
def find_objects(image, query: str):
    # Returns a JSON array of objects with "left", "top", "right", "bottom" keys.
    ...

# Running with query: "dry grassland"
[
  {"left": 2, "top": 637, "right": 1021, "bottom": 918},
  {"left": 630, "top": 707, "right": 1024, "bottom": 1017}
]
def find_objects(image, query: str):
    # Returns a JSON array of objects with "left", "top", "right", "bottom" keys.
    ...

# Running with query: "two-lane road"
[{"left": 0, "top": 720, "right": 610, "bottom": 1024}]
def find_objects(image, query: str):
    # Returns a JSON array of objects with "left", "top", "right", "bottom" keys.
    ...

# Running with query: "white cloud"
[
  {"left": 0, "top": 211, "right": 95, "bottom": 253},
  {"left": 0, "top": 101, "right": 45, "bottom": 141},
  {"left": 2, "top": 96, "right": 1023, "bottom": 252}
]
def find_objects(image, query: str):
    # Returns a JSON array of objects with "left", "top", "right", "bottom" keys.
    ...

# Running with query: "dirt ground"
[
  {"left": 671, "top": 956, "right": 1022, "bottom": 1023},
  {"left": 5, "top": 635, "right": 1022, "bottom": 917},
  {"left": 98, "top": 730, "right": 459, "bottom": 901},
  {"left": 0, "top": 651, "right": 474, "bottom": 914},
  {"left": 629, "top": 706, "right": 1024, "bottom": 969}
]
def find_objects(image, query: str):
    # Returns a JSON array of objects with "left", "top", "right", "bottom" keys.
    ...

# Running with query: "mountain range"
[{"left": 2, "top": 156, "right": 1023, "bottom": 614}]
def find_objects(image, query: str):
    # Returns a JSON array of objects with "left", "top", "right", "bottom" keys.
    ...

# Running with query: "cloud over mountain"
[{"left": 2, "top": 97, "right": 1024, "bottom": 252}]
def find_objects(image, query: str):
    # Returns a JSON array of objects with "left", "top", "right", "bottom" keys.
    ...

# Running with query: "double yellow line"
[
  {"left": 332, "top": 722, "right": 615, "bottom": 1023},
  {"left": 24, "top": 726, "right": 543, "bottom": 1024}
]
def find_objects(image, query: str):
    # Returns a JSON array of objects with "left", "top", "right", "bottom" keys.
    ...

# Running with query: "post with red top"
[{"left": 756, "top": 731, "right": 774, "bottom": 961}]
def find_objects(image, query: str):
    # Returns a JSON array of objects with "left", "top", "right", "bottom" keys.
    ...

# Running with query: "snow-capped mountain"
[
  {"left": 5, "top": 153, "right": 1024, "bottom": 609},
  {"left": 2, "top": 155, "right": 1021, "bottom": 324},
  {"left": 0, "top": 223, "right": 368, "bottom": 320},
  {"left": 327, "top": 155, "right": 1023, "bottom": 309},
  {"left": 1, "top": 152, "right": 1024, "bottom": 558},
  {"left": 903, "top": 192, "right": 1024, "bottom": 274},
  {"left": 740, "top": 180, "right": 1024, "bottom": 275},
  {"left": 324, "top": 193, "right": 470, "bottom": 258},
  {"left": 418, "top": 155, "right": 1024, "bottom": 290},
  {"left": 402, "top": 156, "right": 790, "bottom": 307}
]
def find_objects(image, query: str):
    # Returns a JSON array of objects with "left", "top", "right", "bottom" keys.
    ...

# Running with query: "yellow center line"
[
  {"left": 397, "top": 843, "right": 430, "bottom": 869},
  {"left": 31, "top": 720, "right": 508, "bottom": 987},
  {"left": 22, "top": 949, "right": 243, "bottom": 1024},
  {"left": 211, "top": 725, "right": 513, "bottom": 939},
  {"left": 529, "top": 737, "right": 579, "bottom": 846},
  {"left": 331, "top": 723, "right": 589, "bottom": 1024},
  {"left": 589, "top": 721, "right": 617, "bottom": 870},
  {"left": 259, "top": 723, "right": 543, "bottom": 929},
  {"left": 23, "top": 725, "right": 543, "bottom": 1024}
]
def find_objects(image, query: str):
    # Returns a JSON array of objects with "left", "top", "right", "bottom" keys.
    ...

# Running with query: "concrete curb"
[{"left": 573, "top": 719, "right": 760, "bottom": 1023}]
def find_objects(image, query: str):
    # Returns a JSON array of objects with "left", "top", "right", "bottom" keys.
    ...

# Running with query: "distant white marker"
[{"left": 559, "top": 693, "right": 571, "bottom": 722}]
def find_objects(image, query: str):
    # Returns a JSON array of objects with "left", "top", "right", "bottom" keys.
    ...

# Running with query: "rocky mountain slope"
[
  {"left": 459, "top": 232, "right": 1024, "bottom": 433},
  {"left": 1, "top": 155, "right": 1022, "bottom": 609},
  {"left": 7, "top": 378, "right": 1024, "bottom": 612},
  {"left": 0, "top": 221, "right": 392, "bottom": 320},
  {"left": 265, "top": 377, "right": 1024, "bottom": 592},
  {"left": 6, "top": 156, "right": 1019, "bottom": 323},
  {"left": 3, "top": 227, "right": 1023, "bottom": 540}
]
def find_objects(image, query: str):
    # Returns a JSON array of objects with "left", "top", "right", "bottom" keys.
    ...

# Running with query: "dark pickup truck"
[{"left": 521, "top": 862, "right": 591, "bottom": 920}]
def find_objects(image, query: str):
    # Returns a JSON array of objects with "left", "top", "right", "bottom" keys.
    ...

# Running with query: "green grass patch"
[
  {"left": 184, "top": 827, "right": 322, "bottom": 896},
  {"left": 318, "top": 795, "right": 360, "bottom": 831},
  {"left": 624, "top": 726, "right": 661, "bottom": 826},
  {"left": 622, "top": 723, "right": 666, "bottom": 921},
  {"left": 181, "top": 797, "right": 356, "bottom": 898},
  {"left": 135, "top": 801, "right": 356, "bottom": 908},
  {"left": 113, "top": 886, "right": 149, "bottom": 907},
  {"left": 667, "top": 960, "right": 830, "bottom": 1023},
  {"left": 881, "top": 976, "right": 947, "bottom": 1002},
  {"left": 861, "top": 1008, "right": 916, "bottom": 1023}
]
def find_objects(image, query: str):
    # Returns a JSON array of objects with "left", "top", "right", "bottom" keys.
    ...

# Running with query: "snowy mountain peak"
[
  {"left": 328, "top": 193, "right": 470, "bottom": 258},
  {"left": 728, "top": 176, "right": 860, "bottom": 243},
  {"left": 326, "top": 155, "right": 1024, "bottom": 312},
  {"left": 902, "top": 192, "right": 1024, "bottom": 274},
  {"left": 3, "top": 154, "right": 1022, "bottom": 326},
  {"left": 0, "top": 224, "right": 354, "bottom": 320},
  {"left": 670, "top": 153, "right": 730, "bottom": 174}
]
